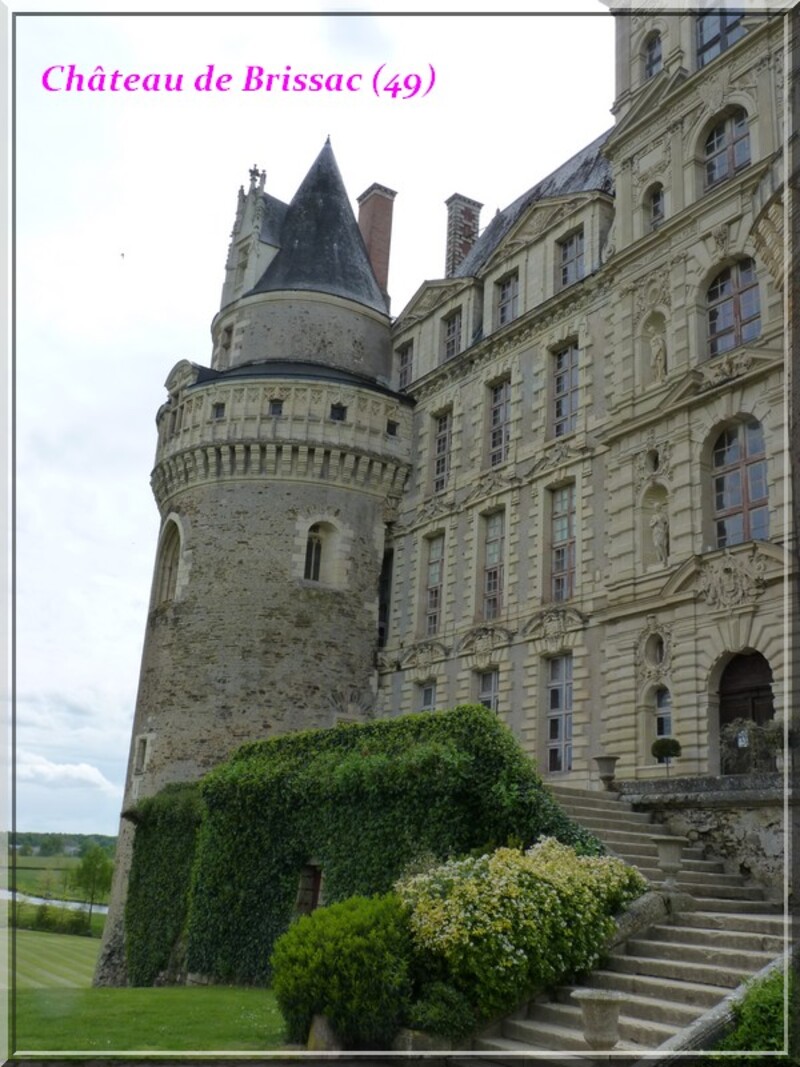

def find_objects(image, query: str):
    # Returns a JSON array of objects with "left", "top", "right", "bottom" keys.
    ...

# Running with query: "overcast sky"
[{"left": 11, "top": 0, "right": 620, "bottom": 836}]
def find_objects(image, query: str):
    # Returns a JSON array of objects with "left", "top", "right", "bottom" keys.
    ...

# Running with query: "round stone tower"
[{"left": 95, "top": 142, "right": 411, "bottom": 984}]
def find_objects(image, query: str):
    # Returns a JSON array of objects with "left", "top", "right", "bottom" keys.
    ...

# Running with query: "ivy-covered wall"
[{"left": 126, "top": 705, "right": 601, "bottom": 986}]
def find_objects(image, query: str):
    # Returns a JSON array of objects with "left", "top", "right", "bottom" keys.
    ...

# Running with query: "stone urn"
[
  {"left": 651, "top": 834, "right": 687, "bottom": 887},
  {"left": 592, "top": 754, "right": 620, "bottom": 791},
  {"left": 571, "top": 988, "right": 624, "bottom": 1050}
]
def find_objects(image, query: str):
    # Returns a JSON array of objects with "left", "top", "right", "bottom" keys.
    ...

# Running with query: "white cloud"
[{"left": 17, "top": 749, "right": 121, "bottom": 798}]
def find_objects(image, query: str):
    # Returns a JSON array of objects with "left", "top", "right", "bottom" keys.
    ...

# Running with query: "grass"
[{"left": 11, "top": 930, "right": 287, "bottom": 1054}]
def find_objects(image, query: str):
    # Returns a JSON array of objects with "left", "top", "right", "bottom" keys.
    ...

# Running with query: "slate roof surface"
[
  {"left": 454, "top": 128, "right": 615, "bottom": 278},
  {"left": 248, "top": 139, "right": 389, "bottom": 315},
  {"left": 190, "top": 359, "right": 410, "bottom": 402}
]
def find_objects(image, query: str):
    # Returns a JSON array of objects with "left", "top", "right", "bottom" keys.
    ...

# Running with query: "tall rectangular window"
[
  {"left": 697, "top": 12, "right": 745, "bottom": 68},
  {"left": 553, "top": 343, "right": 579, "bottom": 437},
  {"left": 551, "top": 484, "right": 576, "bottom": 602},
  {"left": 547, "top": 655, "right": 573, "bottom": 773},
  {"left": 477, "top": 669, "right": 499, "bottom": 714},
  {"left": 418, "top": 681, "right": 437, "bottom": 713},
  {"left": 442, "top": 308, "right": 462, "bottom": 362},
  {"left": 425, "top": 535, "right": 445, "bottom": 636},
  {"left": 483, "top": 511, "right": 505, "bottom": 620},
  {"left": 558, "top": 229, "right": 584, "bottom": 288},
  {"left": 432, "top": 411, "right": 452, "bottom": 493},
  {"left": 398, "top": 341, "right": 413, "bottom": 391},
  {"left": 496, "top": 272, "right": 519, "bottom": 327},
  {"left": 489, "top": 379, "right": 511, "bottom": 467}
]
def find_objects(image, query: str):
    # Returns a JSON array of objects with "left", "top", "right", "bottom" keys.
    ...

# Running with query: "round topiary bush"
[
  {"left": 651, "top": 737, "right": 681, "bottom": 762},
  {"left": 270, "top": 893, "right": 413, "bottom": 1048}
]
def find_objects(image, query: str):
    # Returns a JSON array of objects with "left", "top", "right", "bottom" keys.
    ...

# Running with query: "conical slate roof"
[{"left": 249, "top": 139, "right": 388, "bottom": 314}]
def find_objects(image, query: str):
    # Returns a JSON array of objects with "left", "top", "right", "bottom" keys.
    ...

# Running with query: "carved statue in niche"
[
  {"left": 647, "top": 322, "right": 667, "bottom": 383},
  {"left": 649, "top": 503, "right": 670, "bottom": 564}
]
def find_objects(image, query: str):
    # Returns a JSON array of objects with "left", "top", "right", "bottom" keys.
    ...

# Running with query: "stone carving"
[
  {"left": 634, "top": 614, "right": 673, "bottom": 685},
  {"left": 633, "top": 268, "right": 671, "bottom": 327},
  {"left": 696, "top": 548, "right": 767, "bottom": 609},
  {"left": 635, "top": 435, "right": 673, "bottom": 489},
  {"left": 702, "top": 352, "right": 754, "bottom": 387},
  {"left": 328, "top": 686, "right": 375, "bottom": 720},
  {"left": 458, "top": 626, "right": 513, "bottom": 670},
  {"left": 523, "top": 607, "right": 587, "bottom": 652},
  {"left": 711, "top": 223, "right": 730, "bottom": 257},
  {"left": 649, "top": 503, "right": 670, "bottom": 564},
  {"left": 401, "top": 641, "right": 449, "bottom": 681},
  {"left": 461, "top": 470, "right": 521, "bottom": 506},
  {"left": 526, "top": 441, "right": 586, "bottom": 478},
  {"left": 647, "top": 323, "right": 667, "bottom": 382}
]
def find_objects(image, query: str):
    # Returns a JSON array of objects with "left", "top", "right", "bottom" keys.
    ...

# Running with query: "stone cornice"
[{"left": 151, "top": 440, "right": 411, "bottom": 510}]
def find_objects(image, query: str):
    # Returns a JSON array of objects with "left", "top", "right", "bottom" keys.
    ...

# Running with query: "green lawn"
[{"left": 11, "top": 930, "right": 287, "bottom": 1054}]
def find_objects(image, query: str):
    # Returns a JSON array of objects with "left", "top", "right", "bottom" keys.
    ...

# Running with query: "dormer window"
[
  {"left": 558, "top": 229, "right": 584, "bottom": 289},
  {"left": 496, "top": 272, "right": 519, "bottom": 327},
  {"left": 644, "top": 33, "right": 662, "bottom": 79},
  {"left": 442, "top": 308, "right": 462, "bottom": 362},
  {"left": 697, "top": 12, "right": 745, "bottom": 68}
]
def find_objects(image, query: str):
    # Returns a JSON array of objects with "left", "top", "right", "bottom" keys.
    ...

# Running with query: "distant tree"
[
  {"left": 38, "top": 834, "right": 65, "bottom": 857},
  {"left": 71, "top": 845, "right": 113, "bottom": 929}
]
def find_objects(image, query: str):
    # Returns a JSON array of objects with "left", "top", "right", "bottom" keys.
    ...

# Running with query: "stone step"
[
  {"left": 473, "top": 1033, "right": 619, "bottom": 1064},
  {"left": 677, "top": 880, "right": 766, "bottom": 901},
  {"left": 561, "top": 811, "right": 655, "bottom": 832},
  {"left": 649, "top": 922, "right": 785, "bottom": 954},
  {"left": 556, "top": 984, "right": 705, "bottom": 1028},
  {"left": 503, "top": 1014, "right": 648, "bottom": 1053},
  {"left": 683, "top": 857, "right": 727, "bottom": 873},
  {"left": 691, "top": 896, "right": 783, "bottom": 915},
  {"left": 676, "top": 911, "right": 787, "bottom": 935},
  {"left": 630, "top": 865, "right": 747, "bottom": 888},
  {"left": 520, "top": 999, "right": 680, "bottom": 1048},
  {"left": 549, "top": 786, "right": 630, "bottom": 810},
  {"left": 589, "top": 968, "right": 727, "bottom": 1008},
  {"left": 607, "top": 950, "right": 757, "bottom": 988},
  {"left": 623, "top": 937, "right": 775, "bottom": 972}
]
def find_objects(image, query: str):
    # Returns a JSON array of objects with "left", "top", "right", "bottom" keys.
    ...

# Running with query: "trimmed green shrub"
[
  {"left": 397, "top": 838, "right": 647, "bottom": 1031},
  {"left": 125, "top": 782, "right": 204, "bottom": 985},
  {"left": 270, "top": 894, "right": 412, "bottom": 1048},
  {"left": 712, "top": 967, "right": 797, "bottom": 1064},
  {"left": 11, "top": 900, "right": 91, "bottom": 936},
  {"left": 407, "top": 981, "right": 477, "bottom": 1040},
  {"left": 176, "top": 705, "right": 602, "bottom": 984}
]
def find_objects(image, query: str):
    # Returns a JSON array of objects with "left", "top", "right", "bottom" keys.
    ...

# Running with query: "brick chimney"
[
  {"left": 357, "top": 183, "right": 397, "bottom": 299},
  {"left": 445, "top": 194, "right": 483, "bottom": 276}
]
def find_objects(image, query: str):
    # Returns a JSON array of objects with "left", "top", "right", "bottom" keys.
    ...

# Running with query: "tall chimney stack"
[
  {"left": 357, "top": 183, "right": 397, "bottom": 301},
  {"left": 445, "top": 194, "right": 483, "bottom": 276}
]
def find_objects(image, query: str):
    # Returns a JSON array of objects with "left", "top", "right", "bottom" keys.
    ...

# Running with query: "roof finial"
[
  {"left": 325, "top": 134, "right": 331, "bottom": 145},
  {"left": 248, "top": 164, "right": 260, "bottom": 187}
]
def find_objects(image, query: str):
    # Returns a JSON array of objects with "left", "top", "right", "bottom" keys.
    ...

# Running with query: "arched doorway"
[{"left": 718, "top": 652, "right": 776, "bottom": 773}]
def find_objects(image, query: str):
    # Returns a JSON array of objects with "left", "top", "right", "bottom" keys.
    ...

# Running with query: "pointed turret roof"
[{"left": 248, "top": 139, "right": 388, "bottom": 314}]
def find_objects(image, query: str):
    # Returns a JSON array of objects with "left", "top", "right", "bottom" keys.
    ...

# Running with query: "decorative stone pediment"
[
  {"left": 165, "top": 359, "right": 202, "bottom": 395},
  {"left": 328, "top": 687, "right": 375, "bottom": 720},
  {"left": 526, "top": 440, "right": 588, "bottom": 479},
  {"left": 522, "top": 607, "right": 587, "bottom": 652},
  {"left": 394, "top": 278, "right": 471, "bottom": 328},
  {"left": 400, "top": 641, "right": 449, "bottom": 681},
  {"left": 700, "top": 351, "right": 756, "bottom": 389},
  {"left": 457, "top": 626, "right": 513, "bottom": 670},
  {"left": 461, "top": 470, "right": 522, "bottom": 507},
  {"left": 696, "top": 547, "right": 767, "bottom": 609},
  {"left": 487, "top": 196, "right": 589, "bottom": 268},
  {"left": 632, "top": 267, "right": 671, "bottom": 327}
]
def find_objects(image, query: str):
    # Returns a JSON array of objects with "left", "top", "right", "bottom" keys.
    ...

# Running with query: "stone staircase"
[{"left": 473, "top": 785, "right": 785, "bottom": 1061}]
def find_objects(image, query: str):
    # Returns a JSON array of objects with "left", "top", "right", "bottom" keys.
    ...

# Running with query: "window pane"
[
  {"left": 750, "top": 506, "right": 769, "bottom": 541},
  {"left": 745, "top": 421, "right": 765, "bottom": 455}
]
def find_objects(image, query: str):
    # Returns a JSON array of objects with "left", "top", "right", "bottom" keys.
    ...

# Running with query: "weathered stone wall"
[{"left": 619, "top": 774, "right": 791, "bottom": 897}]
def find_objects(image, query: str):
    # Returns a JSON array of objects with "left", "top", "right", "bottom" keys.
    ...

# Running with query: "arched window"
[
  {"left": 712, "top": 419, "right": 768, "bottom": 547},
  {"left": 707, "top": 258, "right": 760, "bottom": 358},
  {"left": 304, "top": 524, "right": 323, "bottom": 581},
  {"left": 644, "top": 33, "right": 662, "bottom": 79},
  {"left": 704, "top": 109, "right": 750, "bottom": 187},
  {"left": 154, "top": 521, "right": 181, "bottom": 605}
]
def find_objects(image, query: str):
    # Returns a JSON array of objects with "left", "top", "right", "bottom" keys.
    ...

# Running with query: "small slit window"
[
  {"left": 330, "top": 404, "right": 347, "bottom": 422},
  {"left": 304, "top": 524, "right": 323, "bottom": 581}
]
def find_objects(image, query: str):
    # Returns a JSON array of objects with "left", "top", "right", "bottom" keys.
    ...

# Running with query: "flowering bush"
[{"left": 396, "top": 838, "right": 646, "bottom": 1027}]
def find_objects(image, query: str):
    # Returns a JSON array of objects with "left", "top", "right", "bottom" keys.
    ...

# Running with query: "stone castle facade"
[{"left": 96, "top": 9, "right": 792, "bottom": 984}]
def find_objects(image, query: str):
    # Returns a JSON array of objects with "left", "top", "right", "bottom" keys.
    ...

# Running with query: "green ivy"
[
  {"left": 127, "top": 705, "right": 602, "bottom": 986},
  {"left": 125, "top": 782, "right": 205, "bottom": 986}
]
